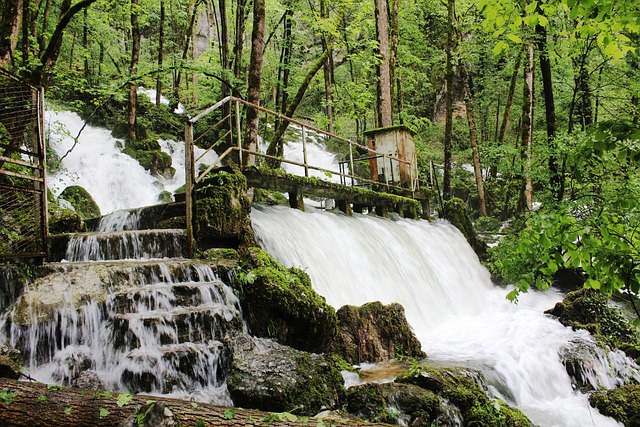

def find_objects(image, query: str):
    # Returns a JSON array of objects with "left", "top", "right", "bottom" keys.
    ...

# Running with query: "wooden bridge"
[{"left": 184, "top": 96, "right": 432, "bottom": 256}]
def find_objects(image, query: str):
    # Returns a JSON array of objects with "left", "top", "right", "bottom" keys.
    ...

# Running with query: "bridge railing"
[
  {"left": 0, "top": 70, "right": 48, "bottom": 260},
  {"left": 184, "top": 96, "right": 419, "bottom": 255}
]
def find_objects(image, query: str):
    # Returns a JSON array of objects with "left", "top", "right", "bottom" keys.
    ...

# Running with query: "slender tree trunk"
[
  {"left": 374, "top": 0, "right": 393, "bottom": 127},
  {"left": 244, "top": 0, "right": 266, "bottom": 166},
  {"left": 156, "top": 0, "right": 165, "bottom": 106},
  {"left": 275, "top": 9, "right": 293, "bottom": 116},
  {"left": 320, "top": 0, "right": 335, "bottom": 134},
  {"left": 21, "top": 0, "right": 29, "bottom": 67},
  {"left": 173, "top": 0, "right": 198, "bottom": 104},
  {"left": 233, "top": 0, "right": 248, "bottom": 93},
  {"left": 83, "top": 7, "right": 89, "bottom": 78},
  {"left": 389, "top": 0, "right": 399, "bottom": 113},
  {"left": 266, "top": 47, "right": 332, "bottom": 166},
  {"left": 522, "top": 42, "right": 535, "bottom": 211},
  {"left": 535, "top": 20, "right": 560, "bottom": 201},
  {"left": 128, "top": 0, "right": 141, "bottom": 142},
  {"left": 38, "top": 0, "right": 52, "bottom": 53},
  {"left": 497, "top": 49, "right": 522, "bottom": 144},
  {"left": 453, "top": 15, "right": 486, "bottom": 216},
  {"left": 443, "top": 0, "right": 455, "bottom": 201}
]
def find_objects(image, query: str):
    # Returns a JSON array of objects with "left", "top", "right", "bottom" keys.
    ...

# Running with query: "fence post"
[
  {"left": 185, "top": 122, "right": 195, "bottom": 259},
  {"left": 302, "top": 125, "right": 308, "bottom": 177},
  {"left": 38, "top": 86, "right": 49, "bottom": 257},
  {"left": 349, "top": 142, "right": 355, "bottom": 186},
  {"left": 236, "top": 100, "right": 242, "bottom": 168}
]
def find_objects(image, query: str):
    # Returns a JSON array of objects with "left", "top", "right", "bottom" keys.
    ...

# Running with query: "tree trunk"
[
  {"left": 266, "top": 47, "right": 332, "bottom": 166},
  {"left": 461, "top": 66, "right": 487, "bottom": 216},
  {"left": 233, "top": 0, "right": 248, "bottom": 91},
  {"left": 490, "top": 48, "right": 522, "bottom": 179},
  {"left": 83, "top": 7, "right": 89, "bottom": 78},
  {"left": 442, "top": 0, "right": 455, "bottom": 201},
  {"left": 34, "top": 0, "right": 97, "bottom": 85},
  {"left": 244, "top": 0, "right": 266, "bottom": 166},
  {"left": 173, "top": 0, "right": 198, "bottom": 104},
  {"left": 320, "top": 0, "right": 335, "bottom": 134},
  {"left": 389, "top": 0, "right": 399, "bottom": 112},
  {"left": 374, "top": 0, "right": 393, "bottom": 127},
  {"left": 275, "top": 8, "right": 293, "bottom": 116},
  {"left": 156, "top": 0, "right": 165, "bottom": 106},
  {"left": 0, "top": 378, "right": 391, "bottom": 427},
  {"left": 535, "top": 19, "right": 560, "bottom": 202},
  {"left": 38, "top": 0, "right": 52, "bottom": 54},
  {"left": 127, "top": 0, "right": 141, "bottom": 142},
  {"left": 0, "top": 0, "right": 23, "bottom": 69},
  {"left": 522, "top": 42, "right": 535, "bottom": 212}
]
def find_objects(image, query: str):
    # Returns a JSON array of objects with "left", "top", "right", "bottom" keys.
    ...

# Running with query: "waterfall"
[
  {"left": 34, "top": 109, "right": 639, "bottom": 425},
  {"left": 251, "top": 204, "right": 637, "bottom": 427},
  {"left": 46, "top": 110, "right": 217, "bottom": 214}
]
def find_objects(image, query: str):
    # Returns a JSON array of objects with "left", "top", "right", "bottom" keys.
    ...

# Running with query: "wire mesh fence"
[{"left": 0, "top": 69, "right": 48, "bottom": 259}]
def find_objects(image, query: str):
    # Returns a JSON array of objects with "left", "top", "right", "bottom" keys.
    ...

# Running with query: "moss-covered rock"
[
  {"left": 590, "top": 384, "right": 640, "bottom": 427},
  {"left": 330, "top": 301, "right": 425, "bottom": 364},
  {"left": 397, "top": 366, "right": 532, "bottom": 427},
  {"left": 123, "top": 146, "right": 173, "bottom": 176},
  {"left": 346, "top": 382, "right": 442, "bottom": 426},
  {"left": 237, "top": 247, "right": 337, "bottom": 354},
  {"left": 194, "top": 167, "right": 254, "bottom": 248},
  {"left": 443, "top": 198, "right": 487, "bottom": 260},
  {"left": 546, "top": 289, "right": 640, "bottom": 360},
  {"left": 227, "top": 334, "right": 345, "bottom": 415},
  {"left": 58, "top": 185, "right": 101, "bottom": 219}
]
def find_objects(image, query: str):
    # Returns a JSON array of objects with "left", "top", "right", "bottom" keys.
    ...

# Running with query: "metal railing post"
[
  {"left": 236, "top": 100, "right": 242, "bottom": 168},
  {"left": 349, "top": 142, "right": 355, "bottom": 186},
  {"left": 302, "top": 125, "right": 309, "bottom": 177},
  {"left": 185, "top": 122, "right": 195, "bottom": 258}
]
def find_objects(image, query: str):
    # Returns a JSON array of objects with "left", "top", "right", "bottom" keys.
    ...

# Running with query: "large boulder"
[
  {"left": 330, "top": 301, "right": 425, "bottom": 364},
  {"left": 195, "top": 167, "right": 254, "bottom": 248},
  {"left": 227, "top": 334, "right": 345, "bottom": 415},
  {"left": 346, "top": 382, "right": 445, "bottom": 426},
  {"left": 590, "top": 384, "right": 640, "bottom": 427},
  {"left": 397, "top": 366, "right": 532, "bottom": 427},
  {"left": 546, "top": 289, "right": 640, "bottom": 360},
  {"left": 58, "top": 185, "right": 101, "bottom": 220},
  {"left": 237, "top": 247, "right": 337, "bottom": 353}
]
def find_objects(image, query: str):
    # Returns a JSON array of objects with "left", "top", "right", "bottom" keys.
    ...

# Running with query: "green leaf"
[
  {"left": 64, "top": 407, "right": 73, "bottom": 415},
  {"left": 38, "top": 395, "right": 47, "bottom": 402},
  {"left": 525, "top": 2, "right": 538, "bottom": 15},
  {"left": 492, "top": 40, "right": 509, "bottom": 55},
  {"left": 98, "top": 408, "right": 111, "bottom": 419},
  {"left": 196, "top": 420, "right": 206, "bottom": 427},
  {"left": 116, "top": 392, "right": 134, "bottom": 407},
  {"left": 506, "top": 33, "right": 522, "bottom": 43},
  {"left": 190, "top": 402, "right": 199, "bottom": 408},
  {"left": 224, "top": 409, "right": 236, "bottom": 420},
  {"left": 0, "top": 388, "right": 17, "bottom": 404}
]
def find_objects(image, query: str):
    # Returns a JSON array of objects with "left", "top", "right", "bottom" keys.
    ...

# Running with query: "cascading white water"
[
  {"left": 251, "top": 204, "right": 638, "bottom": 427},
  {"left": 2, "top": 260, "right": 243, "bottom": 404},
  {"left": 46, "top": 110, "right": 217, "bottom": 214}
]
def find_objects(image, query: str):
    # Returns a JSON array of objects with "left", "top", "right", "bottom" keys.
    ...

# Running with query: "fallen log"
[{"left": 0, "top": 378, "right": 393, "bottom": 427}]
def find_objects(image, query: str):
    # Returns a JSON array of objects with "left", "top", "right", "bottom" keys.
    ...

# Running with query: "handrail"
[{"left": 184, "top": 96, "right": 423, "bottom": 255}]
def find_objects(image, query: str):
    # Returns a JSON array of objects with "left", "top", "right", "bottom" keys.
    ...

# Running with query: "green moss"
[
  {"left": 590, "top": 384, "right": 640, "bottom": 426},
  {"left": 546, "top": 289, "right": 640, "bottom": 360},
  {"left": 397, "top": 366, "right": 532, "bottom": 427},
  {"left": 237, "top": 247, "right": 337, "bottom": 353},
  {"left": 59, "top": 185, "right": 101, "bottom": 219},
  {"left": 123, "top": 147, "right": 172, "bottom": 172}
]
